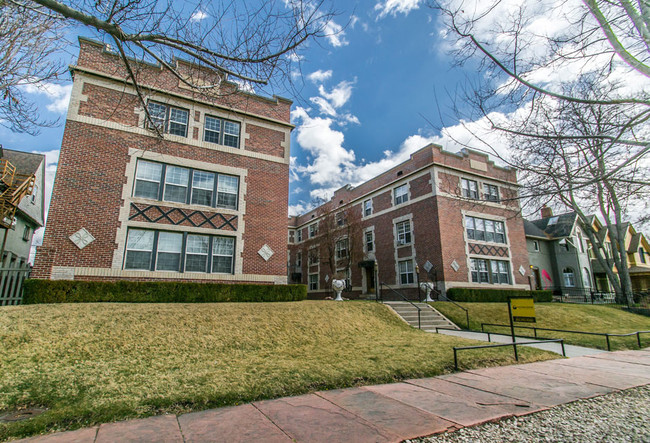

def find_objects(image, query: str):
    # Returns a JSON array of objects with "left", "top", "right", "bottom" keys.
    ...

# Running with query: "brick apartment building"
[
  {"left": 287, "top": 144, "right": 531, "bottom": 298},
  {"left": 33, "top": 38, "right": 292, "bottom": 284}
]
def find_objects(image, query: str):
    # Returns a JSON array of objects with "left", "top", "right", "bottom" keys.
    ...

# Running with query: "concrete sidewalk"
[
  {"left": 434, "top": 329, "right": 607, "bottom": 357},
  {"left": 21, "top": 349, "right": 650, "bottom": 443}
]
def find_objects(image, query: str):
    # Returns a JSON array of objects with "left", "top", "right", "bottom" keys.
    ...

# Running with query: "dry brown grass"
[{"left": 0, "top": 301, "right": 555, "bottom": 440}]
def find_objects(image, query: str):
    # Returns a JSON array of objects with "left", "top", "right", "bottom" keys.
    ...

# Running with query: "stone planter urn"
[
  {"left": 420, "top": 282, "right": 435, "bottom": 302},
  {"left": 332, "top": 279, "right": 346, "bottom": 301}
]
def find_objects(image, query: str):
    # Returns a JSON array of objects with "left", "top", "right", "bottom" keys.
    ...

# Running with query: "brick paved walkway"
[{"left": 20, "top": 349, "right": 650, "bottom": 443}]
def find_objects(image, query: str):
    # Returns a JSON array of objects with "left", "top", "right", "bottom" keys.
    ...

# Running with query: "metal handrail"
[
  {"left": 481, "top": 323, "right": 650, "bottom": 351},
  {"left": 453, "top": 339, "right": 566, "bottom": 370},
  {"left": 380, "top": 282, "right": 421, "bottom": 329},
  {"left": 437, "top": 293, "right": 470, "bottom": 330}
]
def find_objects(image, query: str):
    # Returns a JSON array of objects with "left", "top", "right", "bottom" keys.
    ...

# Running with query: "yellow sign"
[{"left": 510, "top": 297, "right": 536, "bottom": 323}]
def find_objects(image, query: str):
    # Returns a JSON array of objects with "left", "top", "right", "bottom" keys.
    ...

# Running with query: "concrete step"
[{"left": 384, "top": 301, "right": 460, "bottom": 330}]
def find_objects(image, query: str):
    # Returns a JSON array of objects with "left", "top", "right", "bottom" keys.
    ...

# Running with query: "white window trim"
[{"left": 392, "top": 214, "right": 414, "bottom": 249}]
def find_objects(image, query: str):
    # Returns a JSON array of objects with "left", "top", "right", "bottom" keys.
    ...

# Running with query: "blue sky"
[
  {"left": 2, "top": 1, "right": 479, "bottom": 224},
  {"left": 3, "top": 0, "right": 647, "bottom": 243}
]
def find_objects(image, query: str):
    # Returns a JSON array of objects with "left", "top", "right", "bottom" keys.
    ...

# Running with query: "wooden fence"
[{"left": 0, "top": 263, "right": 30, "bottom": 306}]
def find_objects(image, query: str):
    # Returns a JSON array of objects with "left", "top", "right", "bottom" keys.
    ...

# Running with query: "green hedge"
[
  {"left": 22, "top": 279, "right": 307, "bottom": 304},
  {"left": 446, "top": 288, "right": 553, "bottom": 303}
]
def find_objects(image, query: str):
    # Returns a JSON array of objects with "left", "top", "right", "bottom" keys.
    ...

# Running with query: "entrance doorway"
[
  {"left": 358, "top": 260, "right": 376, "bottom": 295},
  {"left": 532, "top": 267, "right": 542, "bottom": 290}
]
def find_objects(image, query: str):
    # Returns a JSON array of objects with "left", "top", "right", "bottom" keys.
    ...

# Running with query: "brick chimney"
[{"left": 541, "top": 205, "right": 553, "bottom": 219}]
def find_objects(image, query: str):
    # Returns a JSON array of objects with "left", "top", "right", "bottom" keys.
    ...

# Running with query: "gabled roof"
[
  {"left": 523, "top": 220, "right": 548, "bottom": 239},
  {"left": 2, "top": 148, "right": 44, "bottom": 176},
  {"left": 629, "top": 232, "right": 642, "bottom": 253},
  {"left": 528, "top": 212, "right": 577, "bottom": 239}
]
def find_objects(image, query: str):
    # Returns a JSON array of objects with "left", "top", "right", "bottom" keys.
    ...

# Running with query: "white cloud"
[
  {"left": 318, "top": 80, "right": 355, "bottom": 109},
  {"left": 307, "top": 69, "right": 333, "bottom": 83},
  {"left": 375, "top": 0, "right": 423, "bottom": 18},
  {"left": 289, "top": 201, "right": 318, "bottom": 216},
  {"left": 22, "top": 82, "right": 72, "bottom": 114},
  {"left": 309, "top": 96, "right": 337, "bottom": 116},
  {"left": 324, "top": 20, "right": 348, "bottom": 47},
  {"left": 292, "top": 107, "right": 356, "bottom": 188},
  {"left": 341, "top": 113, "right": 360, "bottom": 125},
  {"left": 190, "top": 10, "right": 208, "bottom": 21}
]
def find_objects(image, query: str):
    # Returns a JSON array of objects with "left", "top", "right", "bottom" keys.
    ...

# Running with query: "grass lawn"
[
  {"left": 0, "top": 301, "right": 556, "bottom": 440},
  {"left": 432, "top": 302, "right": 650, "bottom": 350}
]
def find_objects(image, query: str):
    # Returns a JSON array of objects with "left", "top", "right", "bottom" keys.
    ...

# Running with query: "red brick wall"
[
  {"left": 75, "top": 39, "right": 291, "bottom": 123},
  {"left": 33, "top": 43, "right": 291, "bottom": 281},
  {"left": 33, "top": 120, "right": 289, "bottom": 279},
  {"left": 245, "top": 124, "right": 285, "bottom": 157},
  {"left": 78, "top": 83, "right": 140, "bottom": 126}
]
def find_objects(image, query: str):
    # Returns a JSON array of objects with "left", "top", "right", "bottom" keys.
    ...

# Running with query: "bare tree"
[
  {"left": 0, "top": 0, "right": 66, "bottom": 134},
  {"left": 507, "top": 81, "right": 648, "bottom": 305},
  {"left": 430, "top": 0, "right": 650, "bottom": 304},
  {"left": 313, "top": 201, "right": 364, "bottom": 291},
  {"left": 2, "top": 0, "right": 334, "bottom": 134}
]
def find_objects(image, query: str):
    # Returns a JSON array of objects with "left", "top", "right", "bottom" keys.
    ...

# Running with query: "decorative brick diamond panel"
[
  {"left": 258, "top": 244, "right": 274, "bottom": 261},
  {"left": 129, "top": 203, "right": 237, "bottom": 231},
  {"left": 468, "top": 243, "right": 509, "bottom": 257},
  {"left": 70, "top": 228, "right": 95, "bottom": 249}
]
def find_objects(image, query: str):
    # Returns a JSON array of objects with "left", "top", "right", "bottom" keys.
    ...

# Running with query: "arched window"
[
  {"left": 563, "top": 267, "right": 575, "bottom": 287},
  {"left": 582, "top": 268, "right": 591, "bottom": 288}
]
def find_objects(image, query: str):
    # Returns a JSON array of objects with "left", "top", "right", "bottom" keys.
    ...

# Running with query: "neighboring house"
[
  {"left": 525, "top": 208, "right": 594, "bottom": 295},
  {"left": 588, "top": 219, "right": 650, "bottom": 292},
  {"left": 33, "top": 38, "right": 292, "bottom": 283},
  {"left": 288, "top": 144, "right": 531, "bottom": 299},
  {"left": 0, "top": 148, "right": 45, "bottom": 266}
]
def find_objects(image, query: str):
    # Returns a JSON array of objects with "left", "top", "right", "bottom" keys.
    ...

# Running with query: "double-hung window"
[
  {"left": 308, "top": 249, "right": 319, "bottom": 264},
  {"left": 398, "top": 260, "right": 414, "bottom": 284},
  {"left": 309, "top": 274, "right": 318, "bottom": 290},
  {"left": 462, "top": 179, "right": 479, "bottom": 199},
  {"left": 185, "top": 234, "right": 210, "bottom": 272},
  {"left": 217, "top": 175, "right": 239, "bottom": 209},
  {"left": 124, "top": 229, "right": 155, "bottom": 270},
  {"left": 309, "top": 223, "right": 318, "bottom": 238},
  {"left": 191, "top": 170, "right": 215, "bottom": 206},
  {"left": 336, "top": 212, "right": 346, "bottom": 227},
  {"left": 212, "top": 236, "right": 235, "bottom": 273},
  {"left": 164, "top": 166, "right": 190, "bottom": 203},
  {"left": 394, "top": 184, "right": 408, "bottom": 205},
  {"left": 134, "top": 160, "right": 163, "bottom": 200},
  {"left": 365, "top": 231, "right": 374, "bottom": 252},
  {"left": 124, "top": 229, "right": 235, "bottom": 274},
  {"left": 470, "top": 258, "right": 510, "bottom": 284},
  {"left": 465, "top": 216, "right": 506, "bottom": 244},
  {"left": 204, "top": 115, "right": 241, "bottom": 148},
  {"left": 396, "top": 220, "right": 412, "bottom": 245},
  {"left": 335, "top": 238, "right": 349, "bottom": 259},
  {"left": 147, "top": 102, "right": 189, "bottom": 137},
  {"left": 156, "top": 232, "right": 183, "bottom": 271},
  {"left": 483, "top": 184, "right": 499, "bottom": 202},
  {"left": 363, "top": 199, "right": 372, "bottom": 216},
  {"left": 470, "top": 258, "right": 490, "bottom": 283},
  {"left": 295, "top": 251, "right": 302, "bottom": 267},
  {"left": 296, "top": 229, "right": 303, "bottom": 242},
  {"left": 133, "top": 159, "right": 239, "bottom": 210},
  {"left": 490, "top": 261, "right": 510, "bottom": 284}
]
